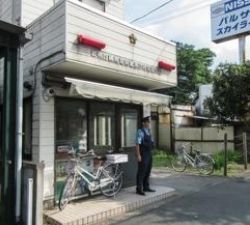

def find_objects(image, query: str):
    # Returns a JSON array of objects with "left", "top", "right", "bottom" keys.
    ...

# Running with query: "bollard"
[
  {"left": 243, "top": 132, "right": 248, "bottom": 170},
  {"left": 224, "top": 133, "right": 228, "bottom": 176},
  {"left": 27, "top": 178, "right": 33, "bottom": 225}
]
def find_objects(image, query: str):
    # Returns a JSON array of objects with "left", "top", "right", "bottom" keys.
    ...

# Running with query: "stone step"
[{"left": 44, "top": 186, "right": 175, "bottom": 225}]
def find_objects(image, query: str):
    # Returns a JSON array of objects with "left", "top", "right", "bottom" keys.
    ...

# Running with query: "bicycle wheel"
[
  {"left": 100, "top": 164, "right": 123, "bottom": 197},
  {"left": 170, "top": 155, "right": 187, "bottom": 172},
  {"left": 196, "top": 154, "right": 215, "bottom": 175},
  {"left": 59, "top": 174, "right": 76, "bottom": 210}
]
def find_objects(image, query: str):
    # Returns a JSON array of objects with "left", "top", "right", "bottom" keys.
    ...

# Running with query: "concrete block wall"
[
  {"left": 158, "top": 113, "right": 171, "bottom": 150},
  {"left": 174, "top": 126, "right": 235, "bottom": 154}
]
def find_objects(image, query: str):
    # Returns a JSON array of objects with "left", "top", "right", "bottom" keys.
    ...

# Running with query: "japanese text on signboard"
[
  {"left": 211, "top": 0, "right": 250, "bottom": 42},
  {"left": 216, "top": 8, "right": 250, "bottom": 36}
]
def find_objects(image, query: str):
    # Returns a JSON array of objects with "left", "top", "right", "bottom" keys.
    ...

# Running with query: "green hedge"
[
  {"left": 153, "top": 150, "right": 174, "bottom": 167},
  {"left": 153, "top": 149, "right": 242, "bottom": 170},
  {"left": 212, "top": 150, "right": 241, "bottom": 170}
]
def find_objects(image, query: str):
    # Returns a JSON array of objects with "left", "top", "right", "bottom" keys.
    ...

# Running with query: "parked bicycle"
[
  {"left": 171, "top": 143, "right": 215, "bottom": 175},
  {"left": 59, "top": 149, "right": 124, "bottom": 210}
]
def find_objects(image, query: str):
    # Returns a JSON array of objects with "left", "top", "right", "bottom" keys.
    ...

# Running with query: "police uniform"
[{"left": 136, "top": 119, "right": 154, "bottom": 193}]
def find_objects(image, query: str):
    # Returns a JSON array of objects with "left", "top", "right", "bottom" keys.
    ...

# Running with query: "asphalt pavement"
[{"left": 112, "top": 171, "right": 250, "bottom": 225}]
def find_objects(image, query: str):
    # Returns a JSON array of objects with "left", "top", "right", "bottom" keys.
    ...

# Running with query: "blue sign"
[{"left": 224, "top": 0, "right": 250, "bottom": 13}]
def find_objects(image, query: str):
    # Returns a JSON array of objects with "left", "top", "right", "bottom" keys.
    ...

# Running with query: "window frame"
[
  {"left": 150, "top": 112, "right": 159, "bottom": 149},
  {"left": 22, "top": 97, "right": 32, "bottom": 161}
]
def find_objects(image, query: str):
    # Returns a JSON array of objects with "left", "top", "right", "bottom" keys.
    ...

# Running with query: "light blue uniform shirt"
[{"left": 136, "top": 128, "right": 153, "bottom": 145}]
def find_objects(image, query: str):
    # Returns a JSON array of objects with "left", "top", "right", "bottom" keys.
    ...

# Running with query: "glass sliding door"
[
  {"left": 121, "top": 110, "right": 138, "bottom": 148},
  {"left": 55, "top": 98, "right": 88, "bottom": 201},
  {"left": 118, "top": 104, "right": 141, "bottom": 187},
  {"left": 150, "top": 112, "right": 159, "bottom": 148}
]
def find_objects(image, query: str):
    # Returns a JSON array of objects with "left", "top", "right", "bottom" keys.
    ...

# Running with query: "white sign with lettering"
[{"left": 211, "top": 0, "right": 250, "bottom": 43}]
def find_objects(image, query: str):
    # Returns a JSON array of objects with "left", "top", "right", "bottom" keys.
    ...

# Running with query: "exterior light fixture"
[
  {"left": 78, "top": 34, "right": 106, "bottom": 50},
  {"left": 158, "top": 61, "right": 176, "bottom": 71},
  {"left": 129, "top": 33, "right": 137, "bottom": 45}
]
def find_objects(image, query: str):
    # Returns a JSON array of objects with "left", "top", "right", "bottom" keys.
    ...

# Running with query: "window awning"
[{"left": 65, "top": 77, "right": 171, "bottom": 106}]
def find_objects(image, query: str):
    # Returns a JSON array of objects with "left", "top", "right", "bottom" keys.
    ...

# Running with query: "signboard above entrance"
[{"left": 211, "top": 0, "right": 250, "bottom": 43}]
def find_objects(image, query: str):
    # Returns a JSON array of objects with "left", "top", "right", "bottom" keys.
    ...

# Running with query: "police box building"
[{"left": 0, "top": 0, "right": 177, "bottom": 220}]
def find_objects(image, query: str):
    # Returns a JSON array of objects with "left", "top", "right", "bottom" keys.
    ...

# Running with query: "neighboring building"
[
  {"left": 195, "top": 84, "right": 213, "bottom": 115},
  {"left": 171, "top": 104, "right": 235, "bottom": 155},
  {"left": 0, "top": 0, "right": 177, "bottom": 219},
  {"left": 0, "top": 19, "right": 27, "bottom": 225},
  {"left": 171, "top": 105, "right": 196, "bottom": 127}
]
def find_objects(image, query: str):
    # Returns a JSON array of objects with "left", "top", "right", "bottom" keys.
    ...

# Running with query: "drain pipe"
[{"left": 15, "top": 37, "right": 24, "bottom": 224}]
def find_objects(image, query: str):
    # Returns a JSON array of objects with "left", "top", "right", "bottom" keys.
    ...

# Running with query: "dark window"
[
  {"left": 79, "top": 0, "right": 105, "bottom": 11},
  {"left": 55, "top": 98, "right": 87, "bottom": 154}
]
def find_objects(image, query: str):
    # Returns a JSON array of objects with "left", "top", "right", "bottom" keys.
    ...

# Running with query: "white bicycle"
[
  {"left": 59, "top": 150, "right": 123, "bottom": 210},
  {"left": 171, "top": 143, "right": 215, "bottom": 175}
]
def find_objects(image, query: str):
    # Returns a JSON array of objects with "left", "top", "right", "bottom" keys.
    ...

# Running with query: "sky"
[{"left": 124, "top": 0, "right": 250, "bottom": 68}]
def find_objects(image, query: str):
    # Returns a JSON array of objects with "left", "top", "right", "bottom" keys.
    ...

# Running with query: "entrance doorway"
[{"left": 54, "top": 98, "right": 142, "bottom": 200}]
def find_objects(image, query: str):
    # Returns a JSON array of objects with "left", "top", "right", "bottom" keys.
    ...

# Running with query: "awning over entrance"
[{"left": 65, "top": 77, "right": 171, "bottom": 106}]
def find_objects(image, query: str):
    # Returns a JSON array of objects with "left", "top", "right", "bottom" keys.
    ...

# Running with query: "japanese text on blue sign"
[{"left": 216, "top": 6, "right": 250, "bottom": 37}]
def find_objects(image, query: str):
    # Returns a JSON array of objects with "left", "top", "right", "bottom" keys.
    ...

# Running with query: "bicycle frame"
[
  {"left": 71, "top": 158, "right": 115, "bottom": 192},
  {"left": 182, "top": 149, "right": 198, "bottom": 167}
]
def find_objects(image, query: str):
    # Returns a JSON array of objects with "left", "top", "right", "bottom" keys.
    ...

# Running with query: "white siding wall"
[
  {"left": 0, "top": 0, "right": 124, "bottom": 27},
  {"left": 0, "top": 0, "right": 21, "bottom": 25},
  {"left": 22, "top": 0, "right": 61, "bottom": 27},
  {"left": 0, "top": 0, "right": 13, "bottom": 23},
  {"left": 23, "top": 1, "right": 66, "bottom": 80},
  {"left": 105, "top": 0, "right": 124, "bottom": 19},
  {"left": 66, "top": 1, "right": 177, "bottom": 86},
  {"left": 23, "top": 1, "right": 66, "bottom": 199}
]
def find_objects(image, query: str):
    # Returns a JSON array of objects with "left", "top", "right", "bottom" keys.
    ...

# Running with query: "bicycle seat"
[
  {"left": 94, "top": 155, "right": 107, "bottom": 160},
  {"left": 194, "top": 150, "right": 201, "bottom": 154}
]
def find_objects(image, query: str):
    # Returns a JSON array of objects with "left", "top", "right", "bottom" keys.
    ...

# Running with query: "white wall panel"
[
  {"left": 105, "top": 0, "right": 124, "bottom": 19},
  {"left": 66, "top": 1, "right": 177, "bottom": 87}
]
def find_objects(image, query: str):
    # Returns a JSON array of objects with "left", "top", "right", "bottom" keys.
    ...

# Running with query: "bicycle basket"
[{"left": 175, "top": 145, "right": 184, "bottom": 155}]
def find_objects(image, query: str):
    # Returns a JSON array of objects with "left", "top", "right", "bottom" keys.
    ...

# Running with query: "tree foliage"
[
  {"left": 164, "top": 42, "right": 216, "bottom": 104},
  {"left": 206, "top": 63, "right": 250, "bottom": 122}
]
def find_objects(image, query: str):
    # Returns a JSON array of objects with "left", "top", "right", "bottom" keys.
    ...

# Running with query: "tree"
[
  {"left": 163, "top": 42, "right": 216, "bottom": 104},
  {"left": 206, "top": 63, "right": 250, "bottom": 123}
]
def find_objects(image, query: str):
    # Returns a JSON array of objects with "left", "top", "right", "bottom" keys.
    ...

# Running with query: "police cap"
[{"left": 142, "top": 116, "right": 151, "bottom": 123}]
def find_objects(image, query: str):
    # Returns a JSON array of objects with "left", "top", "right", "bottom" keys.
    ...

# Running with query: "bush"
[
  {"left": 212, "top": 150, "right": 241, "bottom": 170},
  {"left": 153, "top": 150, "right": 174, "bottom": 167}
]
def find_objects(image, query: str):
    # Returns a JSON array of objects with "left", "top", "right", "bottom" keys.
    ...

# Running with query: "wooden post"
[
  {"left": 224, "top": 133, "right": 228, "bottom": 176},
  {"left": 243, "top": 132, "right": 248, "bottom": 170}
]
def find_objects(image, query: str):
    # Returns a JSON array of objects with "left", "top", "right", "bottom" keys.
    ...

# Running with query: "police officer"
[{"left": 135, "top": 116, "right": 156, "bottom": 195}]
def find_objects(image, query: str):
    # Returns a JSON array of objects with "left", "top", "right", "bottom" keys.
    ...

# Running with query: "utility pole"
[{"left": 239, "top": 36, "right": 246, "bottom": 64}]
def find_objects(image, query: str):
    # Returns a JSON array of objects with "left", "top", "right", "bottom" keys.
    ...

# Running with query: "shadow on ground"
[{"left": 116, "top": 177, "right": 250, "bottom": 225}]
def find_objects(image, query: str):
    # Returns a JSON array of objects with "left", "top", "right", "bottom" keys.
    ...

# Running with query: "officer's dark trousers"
[{"left": 136, "top": 150, "right": 152, "bottom": 190}]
